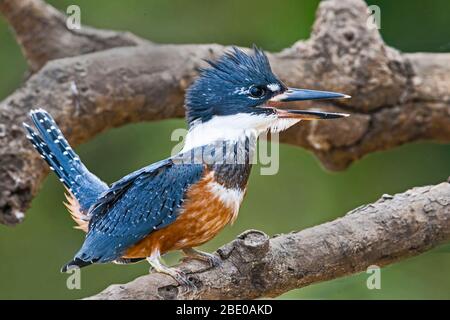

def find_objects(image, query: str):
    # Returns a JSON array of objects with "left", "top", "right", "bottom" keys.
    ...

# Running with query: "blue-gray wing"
[{"left": 73, "top": 159, "right": 204, "bottom": 263}]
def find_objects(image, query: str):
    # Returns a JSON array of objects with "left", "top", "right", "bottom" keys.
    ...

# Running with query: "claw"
[
  {"left": 147, "top": 255, "right": 198, "bottom": 293},
  {"left": 171, "top": 269, "right": 198, "bottom": 294},
  {"left": 182, "top": 248, "right": 222, "bottom": 268}
]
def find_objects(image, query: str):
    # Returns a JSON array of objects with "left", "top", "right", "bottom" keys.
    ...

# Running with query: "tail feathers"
[
  {"left": 64, "top": 192, "right": 89, "bottom": 233},
  {"left": 23, "top": 108, "right": 108, "bottom": 212},
  {"left": 61, "top": 258, "right": 93, "bottom": 273},
  {"left": 26, "top": 109, "right": 81, "bottom": 194},
  {"left": 23, "top": 122, "right": 73, "bottom": 190}
]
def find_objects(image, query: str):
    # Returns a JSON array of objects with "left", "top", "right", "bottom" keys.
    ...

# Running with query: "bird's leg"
[
  {"left": 181, "top": 247, "right": 222, "bottom": 268},
  {"left": 146, "top": 256, "right": 197, "bottom": 292}
]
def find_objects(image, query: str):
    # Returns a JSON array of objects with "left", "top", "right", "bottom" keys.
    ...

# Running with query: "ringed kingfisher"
[{"left": 23, "top": 47, "right": 349, "bottom": 286}]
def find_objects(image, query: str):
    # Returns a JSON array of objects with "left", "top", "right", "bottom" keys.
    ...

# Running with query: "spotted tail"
[{"left": 23, "top": 109, "right": 108, "bottom": 213}]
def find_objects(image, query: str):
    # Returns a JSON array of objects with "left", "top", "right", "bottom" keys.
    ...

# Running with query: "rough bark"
[
  {"left": 0, "top": 0, "right": 448, "bottom": 225},
  {"left": 87, "top": 181, "right": 450, "bottom": 300},
  {"left": 0, "top": 0, "right": 148, "bottom": 72}
]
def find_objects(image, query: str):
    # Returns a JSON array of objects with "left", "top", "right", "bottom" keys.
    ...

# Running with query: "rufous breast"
[{"left": 123, "top": 170, "right": 245, "bottom": 259}]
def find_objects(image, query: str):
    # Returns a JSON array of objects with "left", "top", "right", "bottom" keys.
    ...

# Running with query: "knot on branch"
[
  {"left": 216, "top": 230, "right": 272, "bottom": 294},
  {"left": 285, "top": 0, "right": 414, "bottom": 112},
  {"left": 217, "top": 229, "right": 270, "bottom": 261}
]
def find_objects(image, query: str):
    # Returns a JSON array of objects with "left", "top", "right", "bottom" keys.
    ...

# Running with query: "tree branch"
[
  {"left": 0, "top": 0, "right": 148, "bottom": 72},
  {"left": 86, "top": 181, "right": 450, "bottom": 300},
  {"left": 0, "top": 0, "right": 447, "bottom": 229}
]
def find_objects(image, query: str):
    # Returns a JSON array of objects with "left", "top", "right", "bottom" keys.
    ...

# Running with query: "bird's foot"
[
  {"left": 181, "top": 247, "right": 222, "bottom": 268},
  {"left": 147, "top": 256, "right": 197, "bottom": 293}
]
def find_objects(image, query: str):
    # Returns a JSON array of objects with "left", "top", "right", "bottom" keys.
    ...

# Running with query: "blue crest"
[{"left": 185, "top": 46, "right": 285, "bottom": 126}]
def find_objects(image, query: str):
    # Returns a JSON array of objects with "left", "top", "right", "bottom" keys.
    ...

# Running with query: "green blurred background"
[{"left": 1, "top": 0, "right": 449, "bottom": 299}]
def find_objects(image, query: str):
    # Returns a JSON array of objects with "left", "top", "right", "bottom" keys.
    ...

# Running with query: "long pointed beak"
[
  {"left": 275, "top": 108, "right": 349, "bottom": 120},
  {"left": 269, "top": 87, "right": 351, "bottom": 120},
  {"left": 271, "top": 88, "right": 351, "bottom": 102}
]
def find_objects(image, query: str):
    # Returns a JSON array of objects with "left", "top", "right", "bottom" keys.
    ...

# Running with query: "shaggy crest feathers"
[
  {"left": 185, "top": 45, "right": 281, "bottom": 126},
  {"left": 201, "top": 45, "right": 272, "bottom": 85}
]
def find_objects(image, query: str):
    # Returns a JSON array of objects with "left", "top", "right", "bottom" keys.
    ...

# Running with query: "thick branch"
[
  {"left": 87, "top": 181, "right": 450, "bottom": 300},
  {"left": 0, "top": 0, "right": 448, "bottom": 225},
  {"left": 0, "top": 0, "right": 148, "bottom": 72}
]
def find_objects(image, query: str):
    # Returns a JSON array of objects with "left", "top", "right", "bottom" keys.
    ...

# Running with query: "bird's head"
[{"left": 183, "top": 46, "right": 349, "bottom": 149}]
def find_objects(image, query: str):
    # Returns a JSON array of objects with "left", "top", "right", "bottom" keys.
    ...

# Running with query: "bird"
[{"left": 23, "top": 46, "right": 350, "bottom": 287}]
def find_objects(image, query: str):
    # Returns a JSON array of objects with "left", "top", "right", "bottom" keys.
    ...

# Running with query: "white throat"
[{"left": 181, "top": 113, "right": 300, "bottom": 152}]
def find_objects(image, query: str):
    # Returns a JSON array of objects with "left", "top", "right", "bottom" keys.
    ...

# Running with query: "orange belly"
[{"left": 123, "top": 172, "right": 239, "bottom": 258}]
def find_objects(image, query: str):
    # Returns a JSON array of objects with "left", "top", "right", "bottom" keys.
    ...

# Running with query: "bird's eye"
[{"left": 249, "top": 85, "right": 266, "bottom": 98}]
